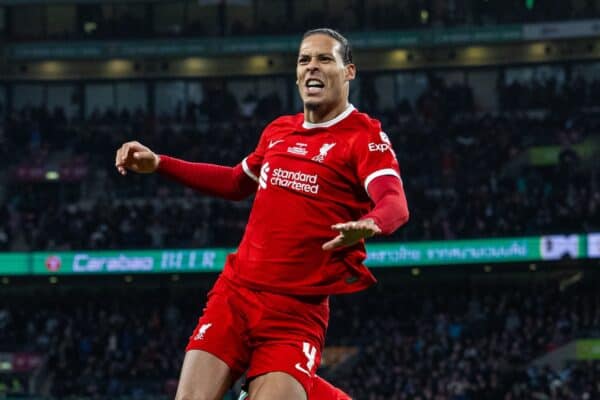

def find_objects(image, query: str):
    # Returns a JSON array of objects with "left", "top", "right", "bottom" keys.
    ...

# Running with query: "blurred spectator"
[{"left": 328, "top": 284, "right": 600, "bottom": 399}]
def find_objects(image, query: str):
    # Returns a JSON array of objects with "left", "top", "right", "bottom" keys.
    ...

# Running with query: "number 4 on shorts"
[{"left": 294, "top": 341, "right": 317, "bottom": 377}]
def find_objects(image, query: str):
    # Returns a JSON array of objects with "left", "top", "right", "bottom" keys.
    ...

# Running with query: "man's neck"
[{"left": 304, "top": 102, "right": 350, "bottom": 124}]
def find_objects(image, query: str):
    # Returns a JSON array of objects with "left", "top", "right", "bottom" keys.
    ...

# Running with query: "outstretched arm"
[
  {"left": 322, "top": 175, "right": 409, "bottom": 250},
  {"left": 115, "top": 141, "right": 257, "bottom": 201},
  {"left": 157, "top": 155, "right": 256, "bottom": 201},
  {"left": 359, "top": 174, "right": 409, "bottom": 235}
]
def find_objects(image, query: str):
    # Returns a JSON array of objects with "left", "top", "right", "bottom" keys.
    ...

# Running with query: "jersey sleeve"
[
  {"left": 352, "top": 128, "right": 402, "bottom": 195},
  {"left": 239, "top": 126, "right": 270, "bottom": 183}
]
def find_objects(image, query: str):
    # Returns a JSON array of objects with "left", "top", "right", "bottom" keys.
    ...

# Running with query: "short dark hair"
[{"left": 302, "top": 28, "right": 353, "bottom": 65}]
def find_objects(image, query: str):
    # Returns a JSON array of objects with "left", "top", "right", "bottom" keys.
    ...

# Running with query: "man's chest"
[{"left": 257, "top": 131, "right": 359, "bottom": 197}]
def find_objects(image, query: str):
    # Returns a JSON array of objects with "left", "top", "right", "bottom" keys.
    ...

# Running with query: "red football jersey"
[{"left": 221, "top": 105, "right": 403, "bottom": 295}]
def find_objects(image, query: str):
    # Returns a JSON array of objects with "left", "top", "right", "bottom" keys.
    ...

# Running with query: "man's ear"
[{"left": 345, "top": 64, "right": 356, "bottom": 81}]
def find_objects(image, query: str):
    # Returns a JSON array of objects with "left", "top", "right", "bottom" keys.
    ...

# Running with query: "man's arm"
[
  {"left": 115, "top": 141, "right": 257, "bottom": 201},
  {"left": 322, "top": 175, "right": 408, "bottom": 250},
  {"left": 360, "top": 174, "right": 409, "bottom": 234},
  {"left": 157, "top": 155, "right": 256, "bottom": 201}
]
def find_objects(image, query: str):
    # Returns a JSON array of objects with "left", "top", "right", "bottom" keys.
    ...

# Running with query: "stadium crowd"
[
  {"left": 0, "top": 287, "right": 194, "bottom": 398},
  {"left": 0, "top": 73, "right": 598, "bottom": 251},
  {"left": 328, "top": 283, "right": 600, "bottom": 399},
  {"left": 498, "top": 73, "right": 600, "bottom": 111},
  {"left": 1, "top": 281, "right": 598, "bottom": 399}
]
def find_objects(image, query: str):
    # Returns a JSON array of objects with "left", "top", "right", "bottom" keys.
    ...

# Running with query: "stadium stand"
[
  {"left": 1, "top": 276, "right": 599, "bottom": 399},
  {"left": 5, "top": 0, "right": 600, "bottom": 41},
  {"left": 328, "top": 280, "right": 600, "bottom": 399}
]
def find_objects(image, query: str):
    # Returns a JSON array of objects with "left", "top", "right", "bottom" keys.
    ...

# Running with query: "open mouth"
[{"left": 305, "top": 79, "right": 325, "bottom": 94}]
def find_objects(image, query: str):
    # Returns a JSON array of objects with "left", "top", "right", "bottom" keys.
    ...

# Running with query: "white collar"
[{"left": 302, "top": 104, "right": 355, "bottom": 129}]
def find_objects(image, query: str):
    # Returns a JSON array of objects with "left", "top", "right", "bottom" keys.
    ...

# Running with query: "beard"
[{"left": 303, "top": 99, "right": 321, "bottom": 111}]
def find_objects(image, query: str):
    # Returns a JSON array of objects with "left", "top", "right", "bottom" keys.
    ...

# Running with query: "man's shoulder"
[
  {"left": 344, "top": 110, "right": 382, "bottom": 133},
  {"left": 265, "top": 113, "right": 303, "bottom": 132},
  {"left": 338, "top": 111, "right": 387, "bottom": 154}
]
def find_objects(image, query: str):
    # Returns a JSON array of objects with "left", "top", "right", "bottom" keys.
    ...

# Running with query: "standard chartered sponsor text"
[
  {"left": 271, "top": 168, "right": 319, "bottom": 194},
  {"left": 73, "top": 254, "right": 153, "bottom": 272}
]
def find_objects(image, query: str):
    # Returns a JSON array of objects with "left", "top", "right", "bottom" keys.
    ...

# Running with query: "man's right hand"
[{"left": 115, "top": 141, "right": 160, "bottom": 175}]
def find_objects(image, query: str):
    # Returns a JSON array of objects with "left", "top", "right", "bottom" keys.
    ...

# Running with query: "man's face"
[{"left": 296, "top": 34, "right": 355, "bottom": 111}]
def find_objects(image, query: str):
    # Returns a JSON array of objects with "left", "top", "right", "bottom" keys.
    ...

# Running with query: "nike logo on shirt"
[{"left": 268, "top": 139, "right": 284, "bottom": 149}]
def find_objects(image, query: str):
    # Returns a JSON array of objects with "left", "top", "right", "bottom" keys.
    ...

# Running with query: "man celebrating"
[{"left": 115, "top": 28, "right": 409, "bottom": 400}]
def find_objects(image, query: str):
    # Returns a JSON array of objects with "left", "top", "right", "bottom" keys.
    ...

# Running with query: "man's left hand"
[{"left": 322, "top": 218, "right": 381, "bottom": 251}]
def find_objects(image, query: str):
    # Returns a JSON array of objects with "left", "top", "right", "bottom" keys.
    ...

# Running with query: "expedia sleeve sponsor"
[
  {"left": 271, "top": 168, "right": 319, "bottom": 194},
  {"left": 352, "top": 124, "right": 402, "bottom": 192},
  {"left": 368, "top": 142, "right": 391, "bottom": 152}
]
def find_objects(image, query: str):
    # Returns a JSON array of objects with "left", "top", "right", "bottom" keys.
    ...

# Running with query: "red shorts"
[{"left": 186, "top": 275, "right": 329, "bottom": 395}]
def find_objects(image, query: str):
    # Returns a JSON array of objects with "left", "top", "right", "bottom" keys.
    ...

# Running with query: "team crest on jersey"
[
  {"left": 311, "top": 143, "right": 336, "bottom": 163},
  {"left": 193, "top": 323, "right": 212, "bottom": 340}
]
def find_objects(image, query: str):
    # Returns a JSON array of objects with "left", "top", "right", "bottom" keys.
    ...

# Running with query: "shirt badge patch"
[
  {"left": 287, "top": 143, "right": 308, "bottom": 156},
  {"left": 311, "top": 143, "right": 336, "bottom": 163},
  {"left": 379, "top": 131, "right": 391, "bottom": 144}
]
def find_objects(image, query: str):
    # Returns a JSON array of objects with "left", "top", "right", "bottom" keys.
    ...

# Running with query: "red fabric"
[
  {"left": 186, "top": 275, "right": 329, "bottom": 395},
  {"left": 157, "top": 155, "right": 256, "bottom": 201},
  {"left": 223, "top": 108, "right": 403, "bottom": 295},
  {"left": 361, "top": 175, "right": 409, "bottom": 235}
]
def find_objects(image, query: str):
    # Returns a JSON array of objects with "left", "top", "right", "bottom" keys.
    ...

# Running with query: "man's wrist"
[{"left": 360, "top": 217, "right": 382, "bottom": 235}]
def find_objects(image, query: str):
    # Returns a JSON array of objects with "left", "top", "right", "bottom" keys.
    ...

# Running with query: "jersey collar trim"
[{"left": 302, "top": 104, "right": 355, "bottom": 129}]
